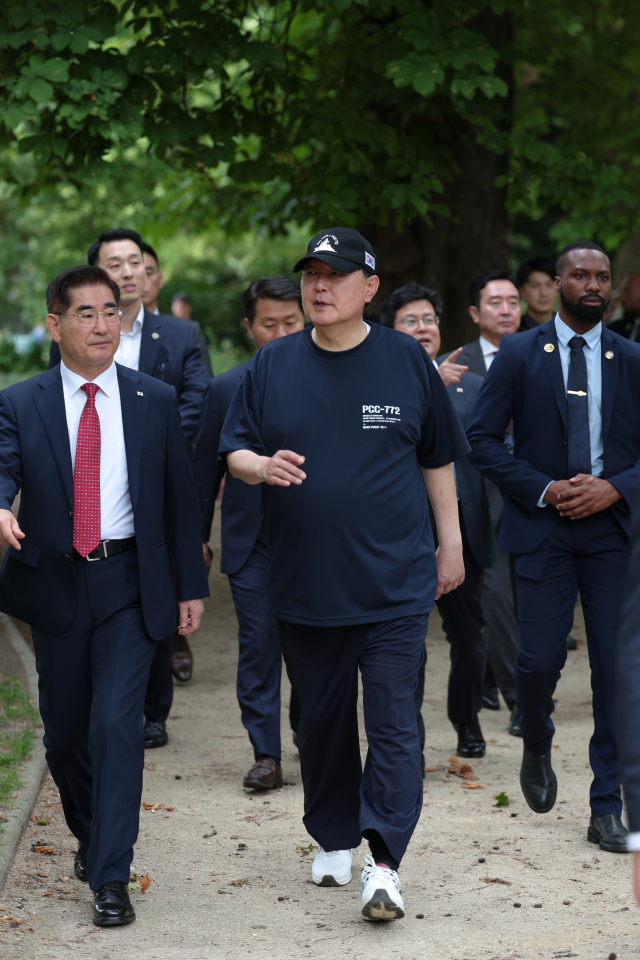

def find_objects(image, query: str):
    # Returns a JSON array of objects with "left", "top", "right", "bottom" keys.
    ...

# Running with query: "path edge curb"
[{"left": 0, "top": 613, "right": 47, "bottom": 892}]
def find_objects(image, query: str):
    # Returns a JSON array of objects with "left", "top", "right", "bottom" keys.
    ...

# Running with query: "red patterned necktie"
[{"left": 73, "top": 383, "right": 101, "bottom": 557}]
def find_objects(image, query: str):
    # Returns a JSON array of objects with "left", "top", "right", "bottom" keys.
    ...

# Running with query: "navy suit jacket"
[
  {"left": 616, "top": 472, "right": 640, "bottom": 831},
  {"left": 0, "top": 364, "right": 209, "bottom": 639},
  {"left": 446, "top": 372, "right": 496, "bottom": 570},
  {"left": 49, "top": 308, "right": 209, "bottom": 440},
  {"left": 192, "top": 362, "right": 263, "bottom": 575},
  {"left": 466, "top": 320, "right": 640, "bottom": 554}
]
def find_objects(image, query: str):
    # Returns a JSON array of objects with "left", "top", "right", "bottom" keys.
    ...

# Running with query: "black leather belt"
[{"left": 77, "top": 536, "right": 137, "bottom": 562}]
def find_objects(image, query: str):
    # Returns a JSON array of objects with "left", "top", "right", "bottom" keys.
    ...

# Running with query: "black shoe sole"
[
  {"left": 93, "top": 913, "right": 136, "bottom": 927},
  {"left": 144, "top": 736, "right": 168, "bottom": 749},
  {"left": 586, "top": 827, "right": 629, "bottom": 853},
  {"left": 362, "top": 888, "right": 405, "bottom": 921},
  {"left": 457, "top": 745, "right": 486, "bottom": 759},
  {"left": 313, "top": 874, "right": 351, "bottom": 887},
  {"left": 520, "top": 764, "right": 557, "bottom": 814},
  {"left": 242, "top": 777, "right": 283, "bottom": 790}
]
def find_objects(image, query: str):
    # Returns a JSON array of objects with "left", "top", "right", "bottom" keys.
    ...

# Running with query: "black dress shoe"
[
  {"left": 508, "top": 706, "right": 522, "bottom": 738},
  {"left": 144, "top": 716, "right": 168, "bottom": 749},
  {"left": 454, "top": 715, "right": 486, "bottom": 758},
  {"left": 566, "top": 634, "right": 578, "bottom": 650},
  {"left": 520, "top": 745, "right": 557, "bottom": 813},
  {"left": 587, "top": 814, "right": 629, "bottom": 853},
  {"left": 74, "top": 842, "right": 89, "bottom": 882},
  {"left": 93, "top": 881, "right": 136, "bottom": 927},
  {"left": 482, "top": 686, "right": 500, "bottom": 711}
]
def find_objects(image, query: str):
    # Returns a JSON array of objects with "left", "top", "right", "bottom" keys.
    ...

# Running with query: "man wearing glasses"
[
  {"left": 0, "top": 266, "right": 208, "bottom": 925},
  {"left": 49, "top": 229, "right": 210, "bottom": 749},
  {"left": 382, "top": 283, "right": 496, "bottom": 760}
]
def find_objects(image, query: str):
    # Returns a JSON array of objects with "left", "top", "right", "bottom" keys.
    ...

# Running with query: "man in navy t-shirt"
[{"left": 219, "top": 227, "right": 469, "bottom": 922}]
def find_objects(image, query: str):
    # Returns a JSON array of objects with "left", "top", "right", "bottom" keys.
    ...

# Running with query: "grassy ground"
[{"left": 0, "top": 677, "right": 39, "bottom": 816}]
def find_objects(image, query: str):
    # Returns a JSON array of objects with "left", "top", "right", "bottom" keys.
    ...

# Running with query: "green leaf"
[
  {"left": 3, "top": 104, "right": 26, "bottom": 129},
  {"left": 29, "top": 78, "right": 54, "bottom": 103},
  {"left": 493, "top": 791, "right": 510, "bottom": 808},
  {"left": 37, "top": 58, "right": 69, "bottom": 83}
]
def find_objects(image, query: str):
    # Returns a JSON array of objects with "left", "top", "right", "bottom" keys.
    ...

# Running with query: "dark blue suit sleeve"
[
  {"left": 0, "top": 392, "right": 21, "bottom": 511},
  {"left": 466, "top": 337, "right": 554, "bottom": 513},
  {"left": 165, "top": 389, "right": 210, "bottom": 600},
  {"left": 617, "top": 471, "right": 640, "bottom": 832},
  {"left": 192, "top": 378, "right": 226, "bottom": 542},
  {"left": 176, "top": 325, "right": 209, "bottom": 441}
]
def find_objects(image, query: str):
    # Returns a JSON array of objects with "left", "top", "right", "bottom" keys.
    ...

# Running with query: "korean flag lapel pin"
[{"left": 137, "top": 391, "right": 144, "bottom": 397}]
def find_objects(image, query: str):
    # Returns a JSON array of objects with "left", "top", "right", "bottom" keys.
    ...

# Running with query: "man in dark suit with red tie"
[
  {"left": 49, "top": 230, "right": 210, "bottom": 749},
  {"left": 0, "top": 266, "right": 208, "bottom": 925}
]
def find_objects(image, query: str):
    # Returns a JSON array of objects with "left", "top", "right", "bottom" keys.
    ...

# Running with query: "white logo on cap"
[
  {"left": 313, "top": 234, "right": 338, "bottom": 253},
  {"left": 365, "top": 252, "right": 375, "bottom": 269}
]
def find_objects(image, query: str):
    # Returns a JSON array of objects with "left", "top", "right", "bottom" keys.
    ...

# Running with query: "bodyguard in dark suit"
[
  {"left": 192, "top": 276, "right": 305, "bottom": 789},
  {"left": 467, "top": 242, "right": 640, "bottom": 852},
  {"left": 439, "top": 270, "right": 523, "bottom": 733},
  {"left": 0, "top": 266, "right": 208, "bottom": 924},
  {"left": 49, "top": 229, "right": 210, "bottom": 749},
  {"left": 381, "top": 283, "right": 496, "bottom": 760}
]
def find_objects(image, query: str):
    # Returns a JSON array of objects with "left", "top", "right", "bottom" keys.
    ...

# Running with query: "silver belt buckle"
[{"left": 87, "top": 540, "right": 109, "bottom": 561}]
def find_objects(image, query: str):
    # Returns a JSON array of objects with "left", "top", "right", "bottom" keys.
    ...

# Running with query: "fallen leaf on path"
[
  {"left": 35, "top": 873, "right": 47, "bottom": 878},
  {"left": 140, "top": 874, "right": 151, "bottom": 894},
  {"left": 462, "top": 783, "right": 487, "bottom": 789},
  {"left": 34, "top": 847, "right": 54, "bottom": 854},
  {"left": 163, "top": 806, "right": 175, "bottom": 811},
  {"left": 447, "top": 757, "right": 478, "bottom": 781},
  {"left": 482, "top": 877, "right": 511, "bottom": 885},
  {"left": 423, "top": 766, "right": 445, "bottom": 773},
  {"left": 493, "top": 791, "right": 510, "bottom": 807},
  {"left": 296, "top": 842, "right": 317, "bottom": 855},
  {"left": 41, "top": 891, "right": 53, "bottom": 897},
  {"left": 30, "top": 816, "right": 49, "bottom": 824},
  {"left": 141, "top": 802, "right": 161, "bottom": 811},
  {"left": 1, "top": 917, "right": 13, "bottom": 922},
  {"left": 229, "top": 878, "right": 249, "bottom": 886},
  {"left": 128, "top": 882, "right": 140, "bottom": 892}
]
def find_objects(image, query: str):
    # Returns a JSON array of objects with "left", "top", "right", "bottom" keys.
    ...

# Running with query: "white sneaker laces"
[{"left": 362, "top": 854, "right": 402, "bottom": 892}]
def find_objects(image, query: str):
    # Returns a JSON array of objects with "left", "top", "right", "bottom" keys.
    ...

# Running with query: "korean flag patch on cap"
[{"left": 365, "top": 251, "right": 375, "bottom": 270}]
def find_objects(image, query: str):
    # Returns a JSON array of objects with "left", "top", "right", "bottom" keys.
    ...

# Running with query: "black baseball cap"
[{"left": 293, "top": 227, "right": 377, "bottom": 274}]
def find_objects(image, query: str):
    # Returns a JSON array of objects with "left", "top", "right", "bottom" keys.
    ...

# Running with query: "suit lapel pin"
[
  {"left": 137, "top": 391, "right": 144, "bottom": 397},
  {"left": 456, "top": 387, "right": 464, "bottom": 392},
  {"left": 605, "top": 350, "right": 614, "bottom": 359},
  {"left": 151, "top": 332, "right": 160, "bottom": 340},
  {"left": 544, "top": 343, "right": 555, "bottom": 353}
]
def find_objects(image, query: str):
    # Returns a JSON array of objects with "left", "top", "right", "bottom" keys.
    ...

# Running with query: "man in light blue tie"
[{"left": 466, "top": 241, "right": 640, "bottom": 853}]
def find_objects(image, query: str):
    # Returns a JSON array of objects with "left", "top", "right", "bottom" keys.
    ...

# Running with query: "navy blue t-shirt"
[{"left": 219, "top": 323, "right": 470, "bottom": 626}]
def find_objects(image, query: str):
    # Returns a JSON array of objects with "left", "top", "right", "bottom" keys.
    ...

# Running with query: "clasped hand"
[
  {"left": 543, "top": 474, "right": 622, "bottom": 519},
  {"left": 259, "top": 450, "right": 306, "bottom": 487}
]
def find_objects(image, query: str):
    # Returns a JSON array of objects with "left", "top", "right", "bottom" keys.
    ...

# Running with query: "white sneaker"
[
  {"left": 311, "top": 847, "right": 356, "bottom": 886},
  {"left": 361, "top": 854, "right": 405, "bottom": 921}
]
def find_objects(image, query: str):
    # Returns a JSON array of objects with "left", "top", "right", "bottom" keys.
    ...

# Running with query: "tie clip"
[{"left": 567, "top": 390, "right": 587, "bottom": 397}]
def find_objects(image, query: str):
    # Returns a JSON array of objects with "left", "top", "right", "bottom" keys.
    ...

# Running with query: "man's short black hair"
[
  {"left": 556, "top": 241, "right": 608, "bottom": 276},
  {"left": 87, "top": 228, "right": 143, "bottom": 266},
  {"left": 140, "top": 241, "right": 159, "bottom": 266},
  {"left": 243, "top": 276, "right": 303, "bottom": 324},
  {"left": 379, "top": 283, "right": 443, "bottom": 328},
  {"left": 469, "top": 270, "right": 518, "bottom": 309},
  {"left": 46, "top": 266, "right": 120, "bottom": 314},
  {"left": 516, "top": 257, "right": 557, "bottom": 288}
]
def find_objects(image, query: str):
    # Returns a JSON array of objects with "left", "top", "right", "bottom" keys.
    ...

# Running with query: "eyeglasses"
[
  {"left": 399, "top": 314, "right": 439, "bottom": 328},
  {"left": 56, "top": 310, "right": 122, "bottom": 327}
]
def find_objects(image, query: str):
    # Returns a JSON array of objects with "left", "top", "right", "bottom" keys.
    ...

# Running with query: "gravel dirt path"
[{"left": 0, "top": 514, "right": 638, "bottom": 960}]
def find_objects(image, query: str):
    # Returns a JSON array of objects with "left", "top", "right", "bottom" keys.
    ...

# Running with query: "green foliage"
[
  {"left": 0, "top": 676, "right": 38, "bottom": 806},
  {"left": 493, "top": 791, "right": 510, "bottom": 807}
]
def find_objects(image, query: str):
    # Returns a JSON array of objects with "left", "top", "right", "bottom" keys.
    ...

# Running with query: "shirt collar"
[
  {"left": 479, "top": 335, "right": 499, "bottom": 357},
  {"left": 60, "top": 359, "right": 118, "bottom": 399},
  {"left": 554, "top": 313, "right": 602, "bottom": 350},
  {"left": 122, "top": 302, "right": 145, "bottom": 337}
]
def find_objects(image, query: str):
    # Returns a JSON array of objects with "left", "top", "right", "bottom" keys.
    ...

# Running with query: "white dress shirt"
[
  {"left": 60, "top": 360, "right": 135, "bottom": 540},
  {"left": 479, "top": 335, "right": 499, "bottom": 371},
  {"left": 114, "top": 302, "right": 145, "bottom": 371}
]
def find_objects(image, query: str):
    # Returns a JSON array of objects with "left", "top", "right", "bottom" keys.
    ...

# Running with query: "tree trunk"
[{"left": 362, "top": 9, "right": 513, "bottom": 353}]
